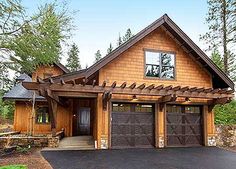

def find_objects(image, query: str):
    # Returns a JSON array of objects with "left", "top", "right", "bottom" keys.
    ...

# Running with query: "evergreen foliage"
[
  {"left": 94, "top": 50, "right": 102, "bottom": 63},
  {"left": 200, "top": 0, "right": 236, "bottom": 81},
  {"left": 107, "top": 43, "right": 113, "bottom": 54},
  {"left": 66, "top": 43, "right": 81, "bottom": 71},
  {"left": 214, "top": 100, "right": 236, "bottom": 124}
]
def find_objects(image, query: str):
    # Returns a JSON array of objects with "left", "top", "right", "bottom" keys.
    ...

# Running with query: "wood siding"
[
  {"left": 99, "top": 27, "right": 212, "bottom": 88},
  {"left": 32, "top": 65, "right": 64, "bottom": 81},
  {"left": 13, "top": 101, "right": 72, "bottom": 136}
]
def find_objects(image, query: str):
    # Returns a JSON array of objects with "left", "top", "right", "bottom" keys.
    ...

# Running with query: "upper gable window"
[{"left": 145, "top": 51, "right": 175, "bottom": 79}]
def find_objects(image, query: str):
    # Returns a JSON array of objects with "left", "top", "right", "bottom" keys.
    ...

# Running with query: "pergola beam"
[
  {"left": 22, "top": 82, "right": 234, "bottom": 99},
  {"left": 159, "top": 94, "right": 177, "bottom": 103}
]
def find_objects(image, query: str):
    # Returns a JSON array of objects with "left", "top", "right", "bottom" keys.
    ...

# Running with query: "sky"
[{"left": 21, "top": 0, "right": 209, "bottom": 68}]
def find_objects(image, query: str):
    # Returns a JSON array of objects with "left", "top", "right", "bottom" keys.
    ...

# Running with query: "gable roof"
[
  {"left": 54, "top": 62, "right": 70, "bottom": 73},
  {"left": 3, "top": 74, "right": 45, "bottom": 101},
  {"left": 48, "top": 14, "right": 235, "bottom": 90}
]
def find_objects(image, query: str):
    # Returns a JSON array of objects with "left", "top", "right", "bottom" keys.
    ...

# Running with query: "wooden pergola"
[{"left": 22, "top": 77, "right": 234, "bottom": 135}]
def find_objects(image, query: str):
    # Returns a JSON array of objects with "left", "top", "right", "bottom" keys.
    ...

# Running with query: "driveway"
[{"left": 41, "top": 147, "right": 236, "bottom": 169}]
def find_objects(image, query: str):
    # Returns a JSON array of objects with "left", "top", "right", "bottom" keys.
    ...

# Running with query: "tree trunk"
[{"left": 222, "top": 0, "right": 228, "bottom": 75}]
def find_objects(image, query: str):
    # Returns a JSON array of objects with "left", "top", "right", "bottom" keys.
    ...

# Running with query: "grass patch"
[{"left": 0, "top": 165, "right": 27, "bottom": 169}]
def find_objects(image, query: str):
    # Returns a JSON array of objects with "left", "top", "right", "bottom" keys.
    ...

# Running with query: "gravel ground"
[{"left": 0, "top": 148, "right": 52, "bottom": 169}]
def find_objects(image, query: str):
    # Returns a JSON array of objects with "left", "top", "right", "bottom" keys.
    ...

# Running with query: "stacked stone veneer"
[
  {"left": 0, "top": 136, "right": 60, "bottom": 149},
  {"left": 216, "top": 125, "right": 236, "bottom": 147}
]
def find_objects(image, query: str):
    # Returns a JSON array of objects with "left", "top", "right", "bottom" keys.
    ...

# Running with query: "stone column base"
[
  {"left": 157, "top": 136, "right": 164, "bottom": 148},
  {"left": 207, "top": 136, "right": 216, "bottom": 146},
  {"left": 101, "top": 136, "right": 108, "bottom": 149}
]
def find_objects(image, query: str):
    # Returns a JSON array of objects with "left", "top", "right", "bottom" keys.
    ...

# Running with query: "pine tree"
[
  {"left": 66, "top": 43, "right": 81, "bottom": 71},
  {"left": 211, "top": 49, "right": 224, "bottom": 70},
  {"left": 94, "top": 50, "right": 102, "bottom": 63},
  {"left": 117, "top": 33, "right": 123, "bottom": 46},
  {"left": 107, "top": 43, "right": 113, "bottom": 54},
  {"left": 200, "top": 0, "right": 236, "bottom": 80},
  {"left": 123, "top": 28, "right": 133, "bottom": 42}
]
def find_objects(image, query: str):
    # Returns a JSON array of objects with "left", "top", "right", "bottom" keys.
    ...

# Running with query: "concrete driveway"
[{"left": 41, "top": 147, "right": 236, "bottom": 169}]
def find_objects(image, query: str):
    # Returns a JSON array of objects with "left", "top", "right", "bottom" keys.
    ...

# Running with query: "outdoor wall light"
[
  {"left": 132, "top": 95, "right": 138, "bottom": 101},
  {"left": 185, "top": 97, "right": 191, "bottom": 102}
]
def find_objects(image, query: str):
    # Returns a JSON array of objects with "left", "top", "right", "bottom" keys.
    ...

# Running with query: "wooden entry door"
[
  {"left": 78, "top": 107, "right": 91, "bottom": 135},
  {"left": 166, "top": 105, "right": 203, "bottom": 147}
]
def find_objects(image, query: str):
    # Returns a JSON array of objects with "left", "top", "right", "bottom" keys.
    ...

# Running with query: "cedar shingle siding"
[{"left": 99, "top": 28, "right": 212, "bottom": 88}]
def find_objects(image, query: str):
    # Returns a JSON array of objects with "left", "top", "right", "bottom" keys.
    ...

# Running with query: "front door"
[{"left": 78, "top": 107, "right": 91, "bottom": 135}]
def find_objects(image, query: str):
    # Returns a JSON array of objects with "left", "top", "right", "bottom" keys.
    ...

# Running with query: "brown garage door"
[
  {"left": 166, "top": 105, "right": 203, "bottom": 147},
  {"left": 111, "top": 103, "right": 154, "bottom": 148}
]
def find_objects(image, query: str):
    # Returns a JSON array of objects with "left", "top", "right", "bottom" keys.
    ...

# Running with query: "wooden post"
[
  {"left": 48, "top": 98, "right": 58, "bottom": 136},
  {"left": 157, "top": 103, "right": 165, "bottom": 148}
]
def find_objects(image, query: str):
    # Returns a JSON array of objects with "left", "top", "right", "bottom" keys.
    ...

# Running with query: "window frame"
[
  {"left": 144, "top": 49, "right": 176, "bottom": 80},
  {"left": 35, "top": 106, "right": 50, "bottom": 124}
]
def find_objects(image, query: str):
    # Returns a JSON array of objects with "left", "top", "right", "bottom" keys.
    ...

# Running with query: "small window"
[
  {"left": 145, "top": 51, "right": 175, "bottom": 79},
  {"left": 36, "top": 107, "right": 50, "bottom": 124}
]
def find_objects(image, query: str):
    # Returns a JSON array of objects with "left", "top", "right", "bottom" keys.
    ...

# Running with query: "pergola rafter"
[{"left": 23, "top": 79, "right": 234, "bottom": 100}]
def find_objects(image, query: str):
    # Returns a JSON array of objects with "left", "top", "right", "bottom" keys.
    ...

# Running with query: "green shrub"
[
  {"left": 0, "top": 165, "right": 27, "bottom": 169},
  {"left": 214, "top": 100, "right": 236, "bottom": 125}
]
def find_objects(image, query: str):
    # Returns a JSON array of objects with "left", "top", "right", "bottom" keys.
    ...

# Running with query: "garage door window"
[
  {"left": 166, "top": 105, "right": 182, "bottom": 113},
  {"left": 135, "top": 104, "right": 152, "bottom": 112},
  {"left": 112, "top": 103, "right": 131, "bottom": 112},
  {"left": 185, "top": 106, "right": 200, "bottom": 113}
]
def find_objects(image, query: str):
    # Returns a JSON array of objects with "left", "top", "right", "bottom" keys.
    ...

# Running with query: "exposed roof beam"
[
  {"left": 37, "top": 76, "right": 45, "bottom": 84},
  {"left": 111, "top": 81, "right": 117, "bottom": 88},
  {"left": 92, "top": 80, "right": 96, "bottom": 87},
  {"left": 129, "top": 82, "right": 136, "bottom": 89},
  {"left": 137, "top": 83, "right": 146, "bottom": 90},
  {"left": 163, "top": 85, "right": 172, "bottom": 90},
  {"left": 146, "top": 84, "right": 155, "bottom": 90},
  {"left": 102, "top": 81, "right": 106, "bottom": 88},
  {"left": 120, "top": 82, "right": 127, "bottom": 89},
  {"left": 155, "top": 85, "right": 164, "bottom": 90},
  {"left": 60, "top": 78, "right": 65, "bottom": 85}
]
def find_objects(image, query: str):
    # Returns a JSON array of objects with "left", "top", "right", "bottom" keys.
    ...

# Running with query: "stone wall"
[
  {"left": 216, "top": 125, "right": 236, "bottom": 147},
  {"left": 0, "top": 136, "right": 60, "bottom": 149}
]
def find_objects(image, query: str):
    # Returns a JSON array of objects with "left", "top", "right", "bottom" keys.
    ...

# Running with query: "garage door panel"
[
  {"left": 111, "top": 103, "right": 154, "bottom": 148},
  {"left": 167, "top": 135, "right": 184, "bottom": 146},
  {"left": 112, "top": 113, "right": 132, "bottom": 123},
  {"left": 135, "top": 136, "right": 154, "bottom": 147},
  {"left": 167, "top": 105, "right": 203, "bottom": 147},
  {"left": 112, "top": 125, "right": 132, "bottom": 135},
  {"left": 111, "top": 136, "right": 132, "bottom": 147},
  {"left": 167, "top": 125, "right": 182, "bottom": 134}
]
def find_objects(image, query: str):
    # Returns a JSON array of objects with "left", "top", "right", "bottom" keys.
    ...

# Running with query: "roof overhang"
[{"left": 40, "top": 14, "right": 234, "bottom": 90}]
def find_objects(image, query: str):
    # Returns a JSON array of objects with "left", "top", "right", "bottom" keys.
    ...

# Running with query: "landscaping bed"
[{"left": 0, "top": 148, "right": 52, "bottom": 169}]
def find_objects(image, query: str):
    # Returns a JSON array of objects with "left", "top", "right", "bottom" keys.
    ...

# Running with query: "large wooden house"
[{"left": 4, "top": 14, "right": 234, "bottom": 149}]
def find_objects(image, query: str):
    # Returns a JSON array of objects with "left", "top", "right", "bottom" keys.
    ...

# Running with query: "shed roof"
[{"left": 3, "top": 74, "right": 45, "bottom": 101}]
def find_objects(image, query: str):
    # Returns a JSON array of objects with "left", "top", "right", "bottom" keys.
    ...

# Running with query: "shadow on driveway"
[{"left": 41, "top": 147, "right": 236, "bottom": 169}]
